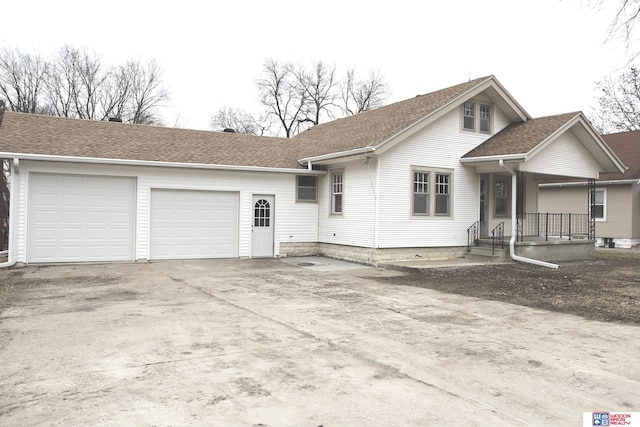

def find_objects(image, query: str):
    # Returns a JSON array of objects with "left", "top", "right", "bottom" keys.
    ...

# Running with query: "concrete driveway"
[{"left": 0, "top": 258, "right": 637, "bottom": 426}]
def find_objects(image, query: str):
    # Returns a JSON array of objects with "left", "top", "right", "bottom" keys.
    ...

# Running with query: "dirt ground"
[{"left": 373, "top": 249, "right": 640, "bottom": 326}]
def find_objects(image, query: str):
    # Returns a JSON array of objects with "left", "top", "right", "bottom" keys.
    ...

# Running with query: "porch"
[{"left": 467, "top": 212, "right": 595, "bottom": 263}]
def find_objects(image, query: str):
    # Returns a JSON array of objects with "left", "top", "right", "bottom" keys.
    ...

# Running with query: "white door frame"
[{"left": 251, "top": 194, "right": 274, "bottom": 258}]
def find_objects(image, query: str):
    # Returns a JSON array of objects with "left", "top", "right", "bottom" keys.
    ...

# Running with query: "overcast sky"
[{"left": 1, "top": 0, "right": 635, "bottom": 131}]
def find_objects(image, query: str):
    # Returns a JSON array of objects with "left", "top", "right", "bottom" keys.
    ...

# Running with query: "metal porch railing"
[{"left": 516, "top": 213, "right": 592, "bottom": 242}]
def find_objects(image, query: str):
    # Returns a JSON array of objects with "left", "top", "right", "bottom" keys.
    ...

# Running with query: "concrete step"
[{"left": 464, "top": 246, "right": 508, "bottom": 263}]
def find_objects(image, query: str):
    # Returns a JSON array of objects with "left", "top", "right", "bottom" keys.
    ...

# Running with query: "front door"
[
  {"left": 251, "top": 195, "right": 274, "bottom": 257},
  {"left": 480, "top": 175, "right": 489, "bottom": 237}
]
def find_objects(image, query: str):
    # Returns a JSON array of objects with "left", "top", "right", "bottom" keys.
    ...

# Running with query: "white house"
[{"left": 0, "top": 76, "right": 626, "bottom": 266}]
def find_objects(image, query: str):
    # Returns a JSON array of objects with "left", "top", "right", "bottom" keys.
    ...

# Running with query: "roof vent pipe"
[{"left": 0, "top": 100, "right": 5, "bottom": 126}]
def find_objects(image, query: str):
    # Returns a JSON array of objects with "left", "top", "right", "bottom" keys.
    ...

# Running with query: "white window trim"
[
  {"left": 594, "top": 188, "right": 607, "bottom": 222},
  {"left": 410, "top": 167, "right": 454, "bottom": 218}
]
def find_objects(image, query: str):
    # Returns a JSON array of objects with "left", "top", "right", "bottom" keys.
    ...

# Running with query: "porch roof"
[{"left": 461, "top": 112, "right": 626, "bottom": 175}]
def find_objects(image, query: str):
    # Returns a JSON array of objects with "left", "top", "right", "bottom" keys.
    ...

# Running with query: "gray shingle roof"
[
  {"left": 1, "top": 76, "right": 581, "bottom": 170},
  {"left": 0, "top": 112, "right": 313, "bottom": 169},
  {"left": 462, "top": 112, "right": 580, "bottom": 158},
  {"left": 600, "top": 130, "right": 640, "bottom": 180},
  {"left": 295, "top": 76, "right": 491, "bottom": 157}
]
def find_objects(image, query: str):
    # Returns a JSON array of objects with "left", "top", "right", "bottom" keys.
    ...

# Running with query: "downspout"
[
  {"left": 499, "top": 159, "right": 558, "bottom": 269},
  {"left": 0, "top": 158, "right": 18, "bottom": 268}
]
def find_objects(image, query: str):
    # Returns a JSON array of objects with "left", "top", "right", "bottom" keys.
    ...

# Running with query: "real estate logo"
[
  {"left": 593, "top": 412, "right": 610, "bottom": 426},
  {"left": 588, "top": 412, "right": 638, "bottom": 426}
]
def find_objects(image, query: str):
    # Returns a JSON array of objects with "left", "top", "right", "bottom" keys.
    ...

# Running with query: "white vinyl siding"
[
  {"left": 520, "top": 131, "right": 602, "bottom": 179},
  {"left": 27, "top": 173, "right": 135, "bottom": 263},
  {"left": 318, "top": 160, "right": 376, "bottom": 247},
  {"left": 15, "top": 161, "right": 320, "bottom": 263},
  {"left": 377, "top": 107, "right": 506, "bottom": 248}
]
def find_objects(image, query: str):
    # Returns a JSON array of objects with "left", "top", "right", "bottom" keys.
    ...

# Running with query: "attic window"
[
  {"left": 462, "top": 101, "right": 492, "bottom": 133},
  {"left": 480, "top": 104, "right": 491, "bottom": 132},
  {"left": 463, "top": 102, "right": 475, "bottom": 130}
]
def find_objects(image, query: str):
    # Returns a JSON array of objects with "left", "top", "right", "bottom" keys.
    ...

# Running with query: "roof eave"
[
  {"left": 539, "top": 178, "right": 640, "bottom": 188},
  {"left": 460, "top": 153, "right": 528, "bottom": 163},
  {"left": 1, "top": 152, "right": 324, "bottom": 174},
  {"left": 298, "top": 146, "right": 375, "bottom": 165}
]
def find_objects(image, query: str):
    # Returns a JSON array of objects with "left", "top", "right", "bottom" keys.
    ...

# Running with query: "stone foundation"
[{"left": 278, "top": 242, "right": 465, "bottom": 266}]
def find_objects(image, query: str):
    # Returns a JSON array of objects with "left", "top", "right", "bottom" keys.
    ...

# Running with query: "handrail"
[
  {"left": 491, "top": 222, "right": 504, "bottom": 255},
  {"left": 466, "top": 221, "right": 479, "bottom": 252},
  {"left": 518, "top": 213, "right": 590, "bottom": 241}
]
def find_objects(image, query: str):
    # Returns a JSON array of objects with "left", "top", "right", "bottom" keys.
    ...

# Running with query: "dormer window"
[{"left": 462, "top": 101, "right": 492, "bottom": 133}]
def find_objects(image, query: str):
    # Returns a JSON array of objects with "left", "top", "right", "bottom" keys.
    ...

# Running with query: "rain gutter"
[
  {"left": 0, "top": 158, "right": 18, "bottom": 268},
  {"left": 499, "top": 159, "right": 558, "bottom": 269}
]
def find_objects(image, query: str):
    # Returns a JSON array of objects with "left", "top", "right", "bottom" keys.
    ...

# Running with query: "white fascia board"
[
  {"left": 298, "top": 146, "right": 375, "bottom": 165},
  {"left": 0, "top": 152, "right": 325, "bottom": 175},
  {"left": 526, "top": 114, "right": 626, "bottom": 173},
  {"left": 464, "top": 77, "right": 531, "bottom": 122},
  {"left": 460, "top": 153, "right": 527, "bottom": 163},
  {"left": 539, "top": 179, "right": 638, "bottom": 188}
]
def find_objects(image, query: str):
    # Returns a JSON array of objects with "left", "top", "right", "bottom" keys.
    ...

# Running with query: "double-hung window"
[
  {"left": 592, "top": 189, "right": 606, "bottom": 220},
  {"left": 413, "top": 172, "right": 430, "bottom": 215},
  {"left": 462, "top": 101, "right": 492, "bottom": 133},
  {"left": 434, "top": 173, "right": 451, "bottom": 215},
  {"left": 412, "top": 168, "right": 452, "bottom": 217},
  {"left": 463, "top": 102, "right": 475, "bottom": 130},
  {"left": 331, "top": 171, "right": 343, "bottom": 214}
]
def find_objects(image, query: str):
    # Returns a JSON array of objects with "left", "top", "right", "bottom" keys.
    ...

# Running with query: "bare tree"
[
  {"left": 209, "top": 106, "right": 269, "bottom": 135},
  {"left": 294, "top": 60, "right": 337, "bottom": 126},
  {"left": 0, "top": 45, "right": 170, "bottom": 125},
  {"left": 592, "top": 66, "right": 640, "bottom": 132},
  {"left": 43, "top": 45, "right": 111, "bottom": 120},
  {"left": 341, "top": 68, "right": 390, "bottom": 115},
  {"left": 609, "top": 0, "right": 640, "bottom": 59},
  {"left": 257, "top": 58, "right": 308, "bottom": 138},
  {"left": 123, "top": 59, "right": 170, "bottom": 125},
  {"left": 0, "top": 48, "right": 48, "bottom": 113}
]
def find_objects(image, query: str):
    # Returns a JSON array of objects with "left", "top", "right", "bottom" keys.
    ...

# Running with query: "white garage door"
[
  {"left": 28, "top": 174, "right": 136, "bottom": 263},
  {"left": 150, "top": 189, "right": 238, "bottom": 259}
]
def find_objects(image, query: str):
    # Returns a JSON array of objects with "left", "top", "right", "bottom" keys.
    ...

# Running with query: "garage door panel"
[
  {"left": 150, "top": 189, "right": 238, "bottom": 260},
  {"left": 29, "top": 174, "right": 136, "bottom": 263}
]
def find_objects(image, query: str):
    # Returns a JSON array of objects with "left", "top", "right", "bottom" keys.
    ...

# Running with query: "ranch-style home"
[
  {"left": 539, "top": 130, "right": 640, "bottom": 249},
  {"left": 0, "top": 76, "right": 626, "bottom": 267}
]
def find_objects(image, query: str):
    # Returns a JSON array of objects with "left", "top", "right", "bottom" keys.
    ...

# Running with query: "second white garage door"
[{"left": 150, "top": 189, "right": 238, "bottom": 259}]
